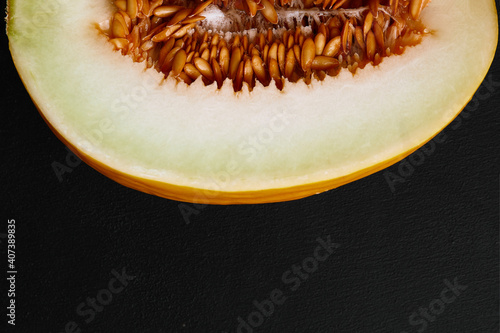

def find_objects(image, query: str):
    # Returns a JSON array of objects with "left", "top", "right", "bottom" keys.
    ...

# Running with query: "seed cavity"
[{"left": 104, "top": 0, "right": 429, "bottom": 92}]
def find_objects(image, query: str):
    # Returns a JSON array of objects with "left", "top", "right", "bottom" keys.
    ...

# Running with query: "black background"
[{"left": 1, "top": 3, "right": 499, "bottom": 332}]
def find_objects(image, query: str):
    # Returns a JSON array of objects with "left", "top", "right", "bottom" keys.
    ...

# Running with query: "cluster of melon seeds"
[{"left": 105, "top": 0, "right": 430, "bottom": 91}]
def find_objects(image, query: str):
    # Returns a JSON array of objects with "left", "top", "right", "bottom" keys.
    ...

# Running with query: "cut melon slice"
[{"left": 6, "top": 0, "right": 498, "bottom": 204}]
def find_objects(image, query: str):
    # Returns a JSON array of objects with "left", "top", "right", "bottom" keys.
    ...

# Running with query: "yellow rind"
[{"left": 36, "top": 98, "right": 473, "bottom": 204}]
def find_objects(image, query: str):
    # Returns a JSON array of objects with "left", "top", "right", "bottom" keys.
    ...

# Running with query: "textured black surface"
[{"left": 1, "top": 6, "right": 499, "bottom": 333}]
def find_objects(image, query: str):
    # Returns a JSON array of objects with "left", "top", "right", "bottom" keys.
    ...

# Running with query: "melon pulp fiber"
[{"left": 7, "top": 0, "right": 498, "bottom": 204}]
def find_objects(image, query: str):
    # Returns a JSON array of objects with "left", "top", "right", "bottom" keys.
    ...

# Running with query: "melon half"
[{"left": 6, "top": 0, "right": 498, "bottom": 204}]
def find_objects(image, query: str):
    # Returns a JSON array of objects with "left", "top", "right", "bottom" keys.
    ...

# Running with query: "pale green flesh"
[{"left": 7, "top": 0, "right": 498, "bottom": 193}]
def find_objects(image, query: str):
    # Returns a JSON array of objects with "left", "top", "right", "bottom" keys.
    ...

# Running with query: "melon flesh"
[{"left": 6, "top": 0, "right": 498, "bottom": 204}]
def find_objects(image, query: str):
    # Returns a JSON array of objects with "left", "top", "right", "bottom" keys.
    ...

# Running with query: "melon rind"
[{"left": 6, "top": 0, "right": 498, "bottom": 203}]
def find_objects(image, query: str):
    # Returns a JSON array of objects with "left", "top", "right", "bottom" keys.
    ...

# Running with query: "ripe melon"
[{"left": 6, "top": 0, "right": 498, "bottom": 204}]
